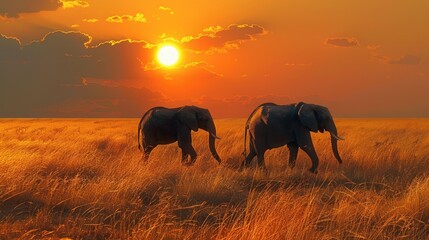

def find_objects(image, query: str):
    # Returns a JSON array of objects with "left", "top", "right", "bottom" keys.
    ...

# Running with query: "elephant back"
[
  {"left": 261, "top": 104, "right": 296, "bottom": 125},
  {"left": 149, "top": 108, "right": 176, "bottom": 128}
]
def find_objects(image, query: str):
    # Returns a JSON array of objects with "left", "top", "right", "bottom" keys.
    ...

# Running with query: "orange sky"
[{"left": 0, "top": 0, "right": 428, "bottom": 117}]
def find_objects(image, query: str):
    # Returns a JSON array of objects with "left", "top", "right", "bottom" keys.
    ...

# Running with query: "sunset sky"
[{"left": 1, "top": 0, "right": 428, "bottom": 117}]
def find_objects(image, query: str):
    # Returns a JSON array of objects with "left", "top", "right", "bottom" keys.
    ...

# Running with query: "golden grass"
[{"left": 0, "top": 118, "right": 429, "bottom": 239}]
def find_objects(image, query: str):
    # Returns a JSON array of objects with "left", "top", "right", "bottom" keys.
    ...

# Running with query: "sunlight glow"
[{"left": 157, "top": 45, "right": 179, "bottom": 66}]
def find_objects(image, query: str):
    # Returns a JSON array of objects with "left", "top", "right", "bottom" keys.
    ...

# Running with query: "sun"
[{"left": 157, "top": 45, "right": 179, "bottom": 66}]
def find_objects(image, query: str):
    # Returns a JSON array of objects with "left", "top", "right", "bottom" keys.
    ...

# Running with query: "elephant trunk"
[
  {"left": 327, "top": 122, "right": 343, "bottom": 164},
  {"left": 207, "top": 120, "right": 222, "bottom": 164}
]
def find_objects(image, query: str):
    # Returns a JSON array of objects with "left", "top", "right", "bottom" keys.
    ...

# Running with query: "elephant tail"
[
  {"left": 243, "top": 124, "right": 248, "bottom": 157},
  {"left": 138, "top": 109, "right": 153, "bottom": 151},
  {"left": 138, "top": 116, "right": 143, "bottom": 151}
]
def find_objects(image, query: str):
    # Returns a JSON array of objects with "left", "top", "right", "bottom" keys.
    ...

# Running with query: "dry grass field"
[{"left": 1, "top": 118, "right": 429, "bottom": 239}]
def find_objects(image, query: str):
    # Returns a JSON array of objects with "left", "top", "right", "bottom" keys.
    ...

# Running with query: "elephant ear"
[
  {"left": 298, "top": 104, "right": 319, "bottom": 132},
  {"left": 177, "top": 106, "right": 198, "bottom": 132}
]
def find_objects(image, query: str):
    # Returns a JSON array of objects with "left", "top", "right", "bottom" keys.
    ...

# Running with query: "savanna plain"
[{"left": 1, "top": 118, "right": 429, "bottom": 239}]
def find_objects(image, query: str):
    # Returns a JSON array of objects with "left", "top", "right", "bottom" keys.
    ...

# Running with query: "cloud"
[
  {"left": 0, "top": 0, "right": 62, "bottom": 18},
  {"left": 106, "top": 13, "right": 147, "bottom": 23},
  {"left": 159, "top": 6, "right": 174, "bottom": 14},
  {"left": 82, "top": 18, "right": 99, "bottom": 23},
  {"left": 1, "top": 30, "right": 426, "bottom": 118},
  {"left": 0, "top": 0, "right": 89, "bottom": 18},
  {"left": 325, "top": 37, "right": 359, "bottom": 47},
  {"left": 60, "top": 0, "right": 89, "bottom": 8},
  {"left": 85, "top": 39, "right": 152, "bottom": 80},
  {"left": 0, "top": 34, "right": 22, "bottom": 61},
  {"left": 0, "top": 31, "right": 225, "bottom": 117},
  {"left": 369, "top": 48, "right": 422, "bottom": 65},
  {"left": 366, "top": 45, "right": 380, "bottom": 51},
  {"left": 388, "top": 54, "right": 421, "bottom": 65},
  {"left": 181, "top": 24, "right": 266, "bottom": 52},
  {"left": 0, "top": 31, "right": 158, "bottom": 117}
]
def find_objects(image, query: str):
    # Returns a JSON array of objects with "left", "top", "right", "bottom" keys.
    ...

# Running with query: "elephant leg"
[
  {"left": 256, "top": 149, "right": 267, "bottom": 172},
  {"left": 142, "top": 145, "right": 155, "bottom": 161},
  {"left": 241, "top": 143, "right": 257, "bottom": 170},
  {"left": 179, "top": 146, "right": 197, "bottom": 166},
  {"left": 297, "top": 132, "right": 319, "bottom": 174},
  {"left": 253, "top": 135, "right": 268, "bottom": 171},
  {"left": 187, "top": 147, "right": 197, "bottom": 165},
  {"left": 299, "top": 143, "right": 319, "bottom": 174},
  {"left": 181, "top": 150, "right": 189, "bottom": 164},
  {"left": 287, "top": 142, "right": 299, "bottom": 169},
  {"left": 178, "top": 127, "right": 197, "bottom": 166},
  {"left": 180, "top": 146, "right": 196, "bottom": 166}
]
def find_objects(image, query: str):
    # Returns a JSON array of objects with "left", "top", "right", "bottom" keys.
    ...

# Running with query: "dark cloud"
[
  {"left": 26, "top": 31, "right": 91, "bottom": 55},
  {"left": 182, "top": 24, "right": 266, "bottom": 52},
  {"left": 325, "top": 37, "right": 359, "bottom": 47},
  {"left": 85, "top": 39, "right": 151, "bottom": 80},
  {"left": 2, "top": 29, "right": 425, "bottom": 118},
  {"left": 0, "top": 34, "right": 22, "bottom": 61},
  {"left": 0, "top": 31, "right": 161, "bottom": 117},
  {"left": 388, "top": 54, "right": 421, "bottom": 65},
  {"left": 0, "top": 0, "right": 63, "bottom": 18},
  {"left": 370, "top": 50, "right": 422, "bottom": 65},
  {"left": 0, "top": 24, "right": 267, "bottom": 117},
  {"left": 0, "top": 31, "right": 225, "bottom": 117}
]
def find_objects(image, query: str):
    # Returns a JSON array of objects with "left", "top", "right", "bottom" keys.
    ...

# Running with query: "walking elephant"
[
  {"left": 138, "top": 106, "right": 222, "bottom": 165},
  {"left": 242, "top": 102, "right": 344, "bottom": 173}
]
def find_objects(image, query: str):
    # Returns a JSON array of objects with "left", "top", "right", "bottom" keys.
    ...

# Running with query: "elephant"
[
  {"left": 242, "top": 102, "right": 344, "bottom": 174},
  {"left": 138, "top": 106, "right": 222, "bottom": 165}
]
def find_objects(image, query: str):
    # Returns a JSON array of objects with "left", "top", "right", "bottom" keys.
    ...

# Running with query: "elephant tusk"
[
  {"left": 331, "top": 133, "right": 345, "bottom": 141},
  {"left": 210, "top": 132, "right": 221, "bottom": 140}
]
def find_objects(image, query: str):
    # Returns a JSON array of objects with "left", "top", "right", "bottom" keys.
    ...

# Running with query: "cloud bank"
[
  {"left": 388, "top": 54, "right": 421, "bottom": 65},
  {"left": 0, "top": 31, "right": 159, "bottom": 117},
  {"left": 0, "top": 0, "right": 63, "bottom": 18},
  {"left": 325, "top": 37, "right": 359, "bottom": 47},
  {"left": 182, "top": 24, "right": 266, "bottom": 52},
  {"left": 0, "top": 29, "right": 231, "bottom": 117}
]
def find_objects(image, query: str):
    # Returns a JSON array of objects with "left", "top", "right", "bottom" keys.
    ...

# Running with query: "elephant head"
[
  {"left": 177, "top": 106, "right": 222, "bottom": 163},
  {"left": 298, "top": 103, "right": 344, "bottom": 164}
]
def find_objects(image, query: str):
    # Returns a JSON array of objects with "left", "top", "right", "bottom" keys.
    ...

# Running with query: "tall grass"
[{"left": 0, "top": 118, "right": 428, "bottom": 239}]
